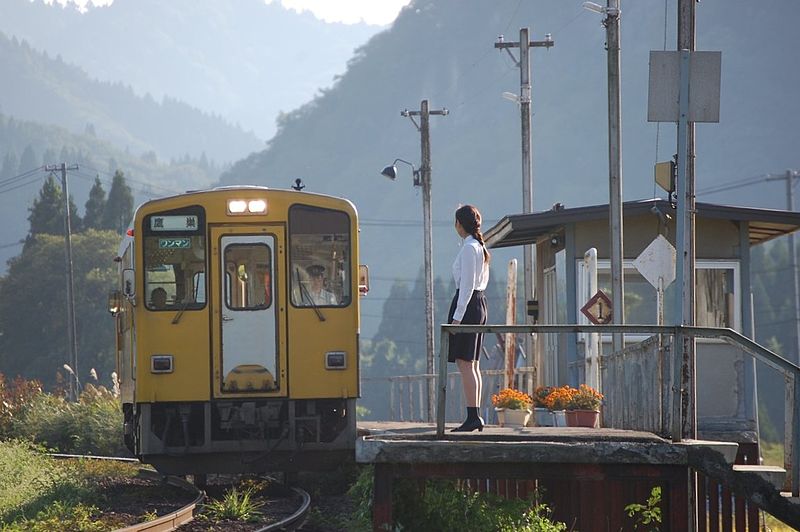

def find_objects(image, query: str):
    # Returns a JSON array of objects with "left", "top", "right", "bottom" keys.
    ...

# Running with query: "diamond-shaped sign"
[
  {"left": 581, "top": 290, "right": 613, "bottom": 325},
  {"left": 633, "top": 234, "right": 676, "bottom": 290}
]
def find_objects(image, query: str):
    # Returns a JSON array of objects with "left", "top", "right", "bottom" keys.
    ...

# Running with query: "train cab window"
[
  {"left": 224, "top": 244, "right": 272, "bottom": 310},
  {"left": 289, "top": 205, "right": 351, "bottom": 308},
  {"left": 143, "top": 207, "right": 206, "bottom": 311}
]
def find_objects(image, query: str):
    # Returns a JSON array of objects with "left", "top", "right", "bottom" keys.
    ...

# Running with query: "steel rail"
[
  {"left": 255, "top": 486, "right": 312, "bottom": 532},
  {"left": 49, "top": 453, "right": 313, "bottom": 531}
]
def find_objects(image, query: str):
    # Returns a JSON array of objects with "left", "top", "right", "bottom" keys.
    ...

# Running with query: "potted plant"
[
  {"left": 543, "top": 385, "right": 577, "bottom": 427},
  {"left": 532, "top": 386, "right": 554, "bottom": 427},
  {"left": 565, "top": 384, "right": 603, "bottom": 428},
  {"left": 491, "top": 388, "right": 533, "bottom": 427}
]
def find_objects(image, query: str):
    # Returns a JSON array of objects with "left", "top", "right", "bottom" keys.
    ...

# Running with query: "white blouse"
[{"left": 451, "top": 235, "right": 490, "bottom": 321}]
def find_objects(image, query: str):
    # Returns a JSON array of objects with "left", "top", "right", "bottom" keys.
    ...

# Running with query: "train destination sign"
[
  {"left": 150, "top": 215, "right": 199, "bottom": 232},
  {"left": 159, "top": 238, "right": 191, "bottom": 249}
]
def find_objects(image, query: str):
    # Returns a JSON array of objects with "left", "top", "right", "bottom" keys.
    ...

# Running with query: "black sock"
[{"left": 466, "top": 406, "right": 478, "bottom": 421}]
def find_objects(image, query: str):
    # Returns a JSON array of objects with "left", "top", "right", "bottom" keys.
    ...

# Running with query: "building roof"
[{"left": 485, "top": 198, "right": 800, "bottom": 249}]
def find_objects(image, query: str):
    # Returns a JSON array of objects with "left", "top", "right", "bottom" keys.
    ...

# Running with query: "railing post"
[
  {"left": 672, "top": 327, "right": 683, "bottom": 442},
  {"left": 793, "top": 372, "right": 800, "bottom": 496},
  {"left": 437, "top": 327, "right": 450, "bottom": 438}
]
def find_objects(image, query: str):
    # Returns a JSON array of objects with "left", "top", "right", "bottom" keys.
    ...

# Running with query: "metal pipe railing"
[{"left": 436, "top": 323, "right": 800, "bottom": 496}]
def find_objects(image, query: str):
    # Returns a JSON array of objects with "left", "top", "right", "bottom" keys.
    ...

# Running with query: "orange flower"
[
  {"left": 543, "top": 385, "right": 577, "bottom": 411},
  {"left": 491, "top": 388, "right": 533, "bottom": 410},
  {"left": 566, "top": 384, "right": 604, "bottom": 411}
]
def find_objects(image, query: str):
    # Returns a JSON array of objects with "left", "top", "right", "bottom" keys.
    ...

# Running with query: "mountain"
[
  {"left": 0, "top": 0, "right": 383, "bottom": 141},
  {"left": 217, "top": 0, "right": 800, "bottom": 340},
  {"left": 0, "top": 111, "right": 218, "bottom": 270},
  {"left": 0, "top": 31, "right": 261, "bottom": 164}
]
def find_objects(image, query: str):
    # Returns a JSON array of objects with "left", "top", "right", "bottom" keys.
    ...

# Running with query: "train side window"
[{"left": 289, "top": 205, "right": 351, "bottom": 308}]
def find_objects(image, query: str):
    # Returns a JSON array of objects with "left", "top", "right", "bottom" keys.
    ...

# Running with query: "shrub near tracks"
[{"left": 0, "top": 375, "right": 125, "bottom": 456}]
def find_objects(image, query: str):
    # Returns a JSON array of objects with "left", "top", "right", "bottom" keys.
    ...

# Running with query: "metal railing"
[
  {"left": 436, "top": 323, "right": 800, "bottom": 496},
  {"left": 362, "top": 368, "right": 536, "bottom": 424}
]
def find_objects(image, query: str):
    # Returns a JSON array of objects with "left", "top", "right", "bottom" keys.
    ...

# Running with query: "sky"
[{"left": 42, "top": 0, "right": 413, "bottom": 25}]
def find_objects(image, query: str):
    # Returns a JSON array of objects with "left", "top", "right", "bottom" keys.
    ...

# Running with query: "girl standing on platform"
[{"left": 448, "top": 204, "right": 490, "bottom": 432}]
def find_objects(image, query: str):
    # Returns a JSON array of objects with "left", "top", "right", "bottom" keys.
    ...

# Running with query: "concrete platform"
[{"left": 356, "top": 421, "right": 735, "bottom": 467}]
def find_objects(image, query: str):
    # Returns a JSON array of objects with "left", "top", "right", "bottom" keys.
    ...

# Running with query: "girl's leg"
[
  {"left": 473, "top": 359, "right": 482, "bottom": 407},
  {"left": 456, "top": 358, "right": 478, "bottom": 407}
]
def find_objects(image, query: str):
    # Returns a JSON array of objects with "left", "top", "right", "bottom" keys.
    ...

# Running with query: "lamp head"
[{"left": 381, "top": 165, "right": 398, "bottom": 180}]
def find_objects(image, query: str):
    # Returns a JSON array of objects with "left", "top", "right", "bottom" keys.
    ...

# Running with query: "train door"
[{"left": 210, "top": 226, "right": 287, "bottom": 397}]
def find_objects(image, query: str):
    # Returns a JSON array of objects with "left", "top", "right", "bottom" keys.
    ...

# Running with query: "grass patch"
[
  {"left": 761, "top": 440, "right": 785, "bottom": 468},
  {"left": 0, "top": 440, "right": 139, "bottom": 530},
  {"left": 346, "top": 466, "right": 567, "bottom": 532},
  {"left": 201, "top": 484, "right": 266, "bottom": 522}
]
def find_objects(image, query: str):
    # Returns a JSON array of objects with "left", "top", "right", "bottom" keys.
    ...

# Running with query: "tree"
[
  {"left": 18, "top": 145, "right": 38, "bottom": 174},
  {"left": 83, "top": 177, "right": 107, "bottom": 230},
  {"left": 101, "top": 170, "right": 133, "bottom": 234},
  {"left": 0, "top": 230, "right": 119, "bottom": 387},
  {"left": 1, "top": 149, "right": 18, "bottom": 180},
  {"left": 26, "top": 174, "right": 81, "bottom": 240}
]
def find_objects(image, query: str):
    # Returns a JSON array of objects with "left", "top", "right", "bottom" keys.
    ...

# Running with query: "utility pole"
[
  {"left": 495, "top": 27, "right": 553, "bottom": 380},
  {"left": 402, "top": 100, "right": 448, "bottom": 423},
  {"left": 767, "top": 170, "right": 800, "bottom": 365},
  {"left": 676, "top": 2, "right": 697, "bottom": 529},
  {"left": 676, "top": 0, "right": 697, "bottom": 442},
  {"left": 605, "top": 0, "right": 625, "bottom": 353},
  {"left": 46, "top": 163, "right": 80, "bottom": 401}
]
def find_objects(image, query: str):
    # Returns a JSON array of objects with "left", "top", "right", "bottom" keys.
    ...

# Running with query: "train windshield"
[
  {"left": 143, "top": 206, "right": 206, "bottom": 311},
  {"left": 289, "top": 204, "right": 351, "bottom": 308}
]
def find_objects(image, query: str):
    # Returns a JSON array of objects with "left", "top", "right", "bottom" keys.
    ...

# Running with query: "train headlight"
[
  {"left": 151, "top": 355, "right": 174, "bottom": 373},
  {"left": 227, "top": 200, "right": 247, "bottom": 214},
  {"left": 325, "top": 351, "right": 347, "bottom": 369},
  {"left": 247, "top": 199, "right": 267, "bottom": 213},
  {"left": 227, "top": 199, "right": 268, "bottom": 215}
]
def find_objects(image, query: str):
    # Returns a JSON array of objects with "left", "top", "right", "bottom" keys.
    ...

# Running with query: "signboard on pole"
[
  {"left": 647, "top": 51, "right": 721, "bottom": 123},
  {"left": 581, "top": 290, "right": 613, "bottom": 325}
]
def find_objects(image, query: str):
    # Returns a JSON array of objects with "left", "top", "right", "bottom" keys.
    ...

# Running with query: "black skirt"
[{"left": 447, "top": 289, "right": 487, "bottom": 363}]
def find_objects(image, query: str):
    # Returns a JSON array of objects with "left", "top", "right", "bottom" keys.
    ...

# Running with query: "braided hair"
[{"left": 455, "top": 204, "right": 490, "bottom": 263}]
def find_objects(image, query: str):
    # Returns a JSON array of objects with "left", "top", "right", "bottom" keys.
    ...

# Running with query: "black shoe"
[{"left": 450, "top": 417, "right": 485, "bottom": 432}]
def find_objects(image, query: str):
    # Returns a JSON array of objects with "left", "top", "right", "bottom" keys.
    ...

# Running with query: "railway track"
[{"left": 50, "top": 454, "right": 312, "bottom": 531}]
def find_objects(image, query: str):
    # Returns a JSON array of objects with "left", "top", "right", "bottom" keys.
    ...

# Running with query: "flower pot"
[
  {"left": 503, "top": 408, "right": 531, "bottom": 427},
  {"left": 494, "top": 407, "right": 505, "bottom": 426},
  {"left": 566, "top": 409, "right": 600, "bottom": 428},
  {"left": 552, "top": 410, "right": 567, "bottom": 427},
  {"left": 533, "top": 407, "right": 553, "bottom": 427}
]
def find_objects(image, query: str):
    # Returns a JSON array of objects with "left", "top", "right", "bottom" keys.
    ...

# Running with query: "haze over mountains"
[
  {"left": 216, "top": 0, "right": 800, "bottom": 338},
  {"left": 0, "top": 0, "right": 798, "bottom": 339},
  {"left": 0, "top": 0, "right": 384, "bottom": 140}
]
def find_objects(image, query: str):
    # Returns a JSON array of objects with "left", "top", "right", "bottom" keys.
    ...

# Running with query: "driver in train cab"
[
  {"left": 306, "top": 264, "right": 337, "bottom": 306},
  {"left": 150, "top": 287, "right": 168, "bottom": 309}
]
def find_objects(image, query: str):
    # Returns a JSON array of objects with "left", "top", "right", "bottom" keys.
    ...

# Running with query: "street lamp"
[
  {"left": 381, "top": 99, "right": 447, "bottom": 423},
  {"left": 381, "top": 158, "right": 421, "bottom": 186}
]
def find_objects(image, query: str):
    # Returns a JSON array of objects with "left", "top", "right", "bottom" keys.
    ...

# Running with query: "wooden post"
[
  {"left": 372, "top": 463, "right": 393, "bottom": 530},
  {"left": 505, "top": 259, "right": 518, "bottom": 389}
]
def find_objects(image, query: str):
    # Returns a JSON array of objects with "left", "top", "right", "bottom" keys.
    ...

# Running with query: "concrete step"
[
  {"left": 780, "top": 492, "right": 800, "bottom": 505},
  {"left": 733, "top": 464, "right": 786, "bottom": 490},
  {"left": 675, "top": 439, "right": 739, "bottom": 465}
]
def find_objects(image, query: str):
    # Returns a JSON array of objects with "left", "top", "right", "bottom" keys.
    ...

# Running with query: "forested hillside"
[
  {"left": 0, "top": 112, "right": 217, "bottom": 269},
  {"left": 0, "top": 31, "right": 261, "bottom": 164}
]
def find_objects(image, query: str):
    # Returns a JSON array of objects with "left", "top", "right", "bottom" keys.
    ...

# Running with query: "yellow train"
[{"left": 108, "top": 186, "right": 363, "bottom": 475}]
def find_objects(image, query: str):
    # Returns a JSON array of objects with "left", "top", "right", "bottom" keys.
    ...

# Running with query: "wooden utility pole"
[
  {"left": 402, "top": 100, "right": 448, "bottom": 423},
  {"left": 46, "top": 162, "right": 80, "bottom": 401},
  {"left": 495, "top": 28, "right": 553, "bottom": 381},
  {"left": 604, "top": 0, "right": 625, "bottom": 354}
]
